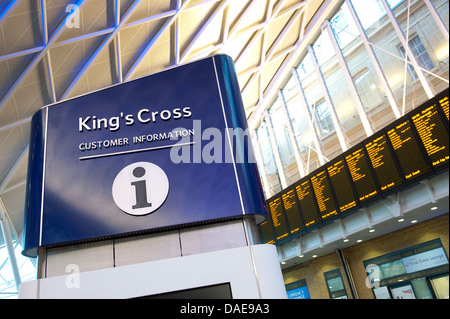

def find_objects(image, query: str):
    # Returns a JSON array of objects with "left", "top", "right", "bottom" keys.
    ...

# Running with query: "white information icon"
[{"left": 112, "top": 162, "right": 169, "bottom": 216}]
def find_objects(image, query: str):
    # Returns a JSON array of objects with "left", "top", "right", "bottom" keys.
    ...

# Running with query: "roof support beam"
[
  {"left": 0, "top": 0, "right": 89, "bottom": 112},
  {"left": 0, "top": 0, "right": 21, "bottom": 26},
  {"left": 307, "top": 45, "right": 349, "bottom": 152},
  {"left": 41, "top": 0, "right": 57, "bottom": 103},
  {"left": 378, "top": 0, "right": 435, "bottom": 99},
  {"left": 114, "top": 0, "right": 123, "bottom": 83},
  {"left": 240, "top": 3, "right": 306, "bottom": 99},
  {"left": 322, "top": 20, "right": 374, "bottom": 137},
  {"left": 423, "top": 0, "right": 448, "bottom": 42},
  {"left": 345, "top": 0, "right": 401, "bottom": 119},
  {"left": 278, "top": 90, "right": 306, "bottom": 178},
  {"left": 124, "top": 0, "right": 192, "bottom": 82},
  {"left": 264, "top": 112, "right": 288, "bottom": 189},
  {"left": 0, "top": 145, "right": 28, "bottom": 195},
  {"left": 291, "top": 67, "right": 326, "bottom": 166},
  {"left": 61, "top": 0, "right": 144, "bottom": 100},
  {"left": 0, "top": 197, "right": 21, "bottom": 291},
  {"left": 180, "top": 0, "right": 231, "bottom": 64},
  {"left": 248, "top": 0, "right": 339, "bottom": 130}
]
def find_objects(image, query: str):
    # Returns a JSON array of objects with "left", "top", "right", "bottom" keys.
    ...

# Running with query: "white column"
[
  {"left": 0, "top": 197, "right": 21, "bottom": 291},
  {"left": 264, "top": 113, "right": 288, "bottom": 189},
  {"left": 423, "top": 0, "right": 448, "bottom": 42},
  {"left": 278, "top": 90, "right": 306, "bottom": 178},
  {"left": 345, "top": 0, "right": 401, "bottom": 119},
  {"left": 379, "top": 0, "right": 435, "bottom": 99},
  {"left": 307, "top": 45, "right": 350, "bottom": 152},
  {"left": 291, "top": 68, "right": 326, "bottom": 165},
  {"left": 322, "top": 20, "right": 374, "bottom": 137}
]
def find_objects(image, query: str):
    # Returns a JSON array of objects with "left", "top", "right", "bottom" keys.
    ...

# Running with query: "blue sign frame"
[{"left": 23, "top": 55, "right": 267, "bottom": 257}]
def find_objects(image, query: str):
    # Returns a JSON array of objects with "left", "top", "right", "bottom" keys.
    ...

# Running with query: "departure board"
[
  {"left": 436, "top": 89, "right": 449, "bottom": 121},
  {"left": 387, "top": 119, "right": 431, "bottom": 183},
  {"left": 412, "top": 103, "right": 449, "bottom": 170},
  {"left": 259, "top": 89, "right": 449, "bottom": 246},
  {"left": 327, "top": 158, "right": 358, "bottom": 215},
  {"left": 345, "top": 147, "right": 379, "bottom": 203},
  {"left": 310, "top": 170, "right": 338, "bottom": 221},
  {"left": 365, "top": 133, "right": 404, "bottom": 194},
  {"left": 281, "top": 188, "right": 304, "bottom": 235},
  {"left": 259, "top": 219, "right": 275, "bottom": 244},
  {"left": 295, "top": 180, "right": 321, "bottom": 228},
  {"left": 268, "top": 196, "right": 289, "bottom": 241}
]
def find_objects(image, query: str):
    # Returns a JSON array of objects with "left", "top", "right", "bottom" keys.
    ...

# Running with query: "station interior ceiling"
[{"left": 0, "top": 0, "right": 330, "bottom": 243}]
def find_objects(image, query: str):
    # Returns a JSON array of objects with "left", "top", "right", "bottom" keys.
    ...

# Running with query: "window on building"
[
  {"left": 314, "top": 100, "right": 334, "bottom": 137},
  {"left": 286, "top": 279, "right": 310, "bottom": 299},
  {"left": 351, "top": 0, "right": 403, "bottom": 30},
  {"left": 269, "top": 102, "right": 295, "bottom": 167},
  {"left": 354, "top": 69, "right": 383, "bottom": 110},
  {"left": 0, "top": 242, "right": 36, "bottom": 299},
  {"left": 324, "top": 269, "right": 348, "bottom": 299},
  {"left": 375, "top": 0, "right": 404, "bottom": 12},
  {"left": 330, "top": 4, "right": 359, "bottom": 49},
  {"left": 297, "top": 54, "right": 315, "bottom": 81},
  {"left": 409, "top": 36, "right": 435, "bottom": 71},
  {"left": 257, "top": 123, "right": 277, "bottom": 176},
  {"left": 399, "top": 35, "right": 435, "bottom": 80},
  {"left": 364, "top": 239, "right": 449, "bottom": 299}
]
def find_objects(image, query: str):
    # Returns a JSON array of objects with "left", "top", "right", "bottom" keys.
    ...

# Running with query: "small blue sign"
[
  {"left": 287, "top": 286, "right": 310, "bottom": 299},
  {"left": 23, "top": 55, "right": 267, "bottom": 257}
]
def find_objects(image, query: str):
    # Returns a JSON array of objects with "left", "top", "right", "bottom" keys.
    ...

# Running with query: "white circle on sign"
[{"left": 112, "top": 162, "right": 169, "bottom": 216}]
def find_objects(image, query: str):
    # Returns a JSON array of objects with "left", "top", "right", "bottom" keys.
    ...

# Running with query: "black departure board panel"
[
  {"left": 268, "top": 196, "right": 289, "bottom": 241},
  {"left": 310, "top": 170, "right": 338, "bottom": 221},
  {"left": 327, "top": 157, "right": 358, "bottom": 215},
  {"left": 387, "top": 119, "right": 431, "bottom": 183},
  {"left": 281, "top": 188, "right": 304, "bottom": 235},
  {"left": 259, "top": 90, "right": 449, "bottom": 245},
  {"left": 411, "top": 102, "right": 449, "bottom": 170},
  {"left": 436, "top": 89, "right": 449, "bottom": 122},
  {"left": 296, "top": 180, "right": 321, "bottom": 228},
  {"left": 345, "top": 147, "right": 380, "bottom": 203},
  {"left": 365, "top": 133, "right": 404, "bottom": 194},
  {"left": 259, "top": 219, "right": 275, "bottom": 244}
]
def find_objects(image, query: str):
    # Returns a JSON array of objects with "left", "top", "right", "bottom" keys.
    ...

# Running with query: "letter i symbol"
[
  {"left": 113, "top": 162, "right": 169, "bottom": 216},
  {"left": 131, "top": 167, "right": 152, "bottom": 209}
]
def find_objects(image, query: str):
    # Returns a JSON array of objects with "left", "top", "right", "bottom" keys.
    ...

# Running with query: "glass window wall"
[{"left": 254, "top": 0, "right": 449, "bottom": 198}]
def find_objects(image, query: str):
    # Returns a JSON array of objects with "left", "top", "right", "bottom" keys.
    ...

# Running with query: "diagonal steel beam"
[
  {"left": 61, "top": 0, "right": 144, "bottom": 100},
  {"left": 0, "top": 0, "right": 21, "bottom": 26},
  {"left": 0, "top": 145, "right": 28, "bottom": 194},
  {"left": 0, "top": 196, "right": 21, "bottom": 291},
  {"left": 241, "top": 4, "right": 305, "bottom": 98},
  {"left": 248, "top": 0, "right": 338, "bottom": 130},
  {"left": 0, "top": 0, "right": 89, "bottom": 113},
  {"left": 179, "top": 0, "right": 231, "bottom": 64},
  {"left": 124, "top": 0, "right": 192, "bottom": 82}
]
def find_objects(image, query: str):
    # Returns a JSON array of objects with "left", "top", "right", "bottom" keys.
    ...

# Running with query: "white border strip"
[
  {"left": 79, "top": 142, "right": 196, "bottom": 161},
  {"left": 212, "top": 57, "right": 246, "bottom": 216},
  {"left": 39, "top": 107, "right": 49, "bottom": 246}
]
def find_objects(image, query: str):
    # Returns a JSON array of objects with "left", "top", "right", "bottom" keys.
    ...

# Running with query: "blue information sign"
[
  {"left": 23, "top": 55, "right": 267, "bottom": 257},
  {"left": 287, "top": 286, "right": 310, "bottom": 299}
]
